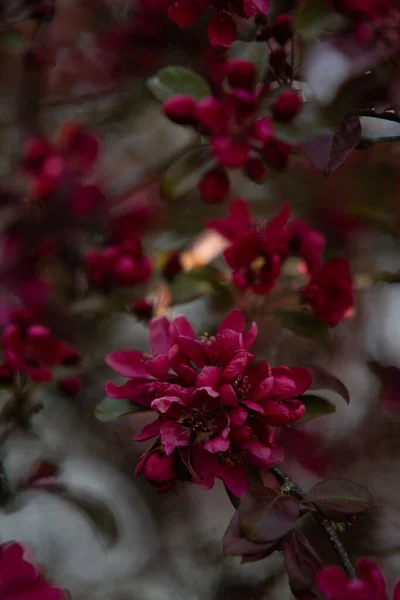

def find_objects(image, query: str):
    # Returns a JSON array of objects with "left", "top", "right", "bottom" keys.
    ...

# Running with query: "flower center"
[
  {"left": 199, "top": 332, "right": 216, "bottom": 346},
  {"left": 233, "top": 374, "right": 251, "bottom": 399}
]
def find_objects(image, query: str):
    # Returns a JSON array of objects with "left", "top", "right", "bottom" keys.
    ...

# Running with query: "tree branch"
[{"left": 270, "top": 465, "right": 356, "bottom": 579}]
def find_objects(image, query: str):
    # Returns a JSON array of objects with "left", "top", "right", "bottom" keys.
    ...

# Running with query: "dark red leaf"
[
  {"left": 305, "top": 478, "right": 375, "bottom": 514},
  {"left": 239, "top": 486, "right": 300, "bottom": 543},
  {"left": 303, "top": 116, "right": 361, "bottom": 175},
  {"left": 284, "top": 529, "right": 323, "bottom": 598}
]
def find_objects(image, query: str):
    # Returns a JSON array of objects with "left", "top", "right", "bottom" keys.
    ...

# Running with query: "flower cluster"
[
  {"left": 21, "top": 122, "right": 105, "bottom": 217},
  {"left": 317, "top": 558, "right": 400, "bottom": 600},
  {"left": 163, "top": 59, "right": 302, "bottom": 203},
  {"left": 208, "top": 199, "right": 353, "bottom": 326},
  {"left": 105, "top": 308, "right": 312, "bottom": 496},
  {"left": 85, "top": 239, "right": 152, "bottom": 290},
  {"left": 0, "top": 308, "right": 81, "bottom": 393},
  {"left": 0, "top": 542, "right": 63, "bottom": 600},
  {"left": 334, "top": 0, "right": 400, "bottom": 49},
  {"left": 167, "top": 0, "right": 268, "bottom": 46}
]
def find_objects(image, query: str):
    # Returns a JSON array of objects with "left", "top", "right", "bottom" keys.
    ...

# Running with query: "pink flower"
[
  {"left": 316, "top": 558, "right": 400, "bottom": 600},
  {"left": 303, "top": 258, "right": 354, "bottom": 326},
  {"left": 208, "top": 200, "right": 290, "bottom": 294},
  {"left": 106, "top": 309, "right": 312, "bottom": 496},
  {"left": 0, "top": 542, "right": 63, "bottom": 600}
]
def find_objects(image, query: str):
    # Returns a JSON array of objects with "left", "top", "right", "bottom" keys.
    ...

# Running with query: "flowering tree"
[{"left": 1, "top": 0, "right": 400, "bottom": 598}]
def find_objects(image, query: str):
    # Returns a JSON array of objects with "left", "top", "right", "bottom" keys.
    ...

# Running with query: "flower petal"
[
  {"left": 134, "top": 419, "right": 162, "bottom": 441},
  {"left": 218, "top": 309, "right": 245, "bottom": 335},
  {"left": 160, "top": 421, "right": 190, "bottom": 455},
  {"left": 204, "top": 436, "right": 231, "bottom": 453},
  {"left": 151, "top": 395, "right": 187, "bottom": 413},
  {"left": 149, "top": 317, "right": 171, "bottom": 356},
  {"left": 223, "top": 350, "right": 249, "bottom": 381},
  {"left": 207, "top": 11, "right": 237, "bottom": 47},
  {"left": 106, "top": 350, "right": 150, "bottom": 378},
  {"left": 177, "top": 336, "right": 208, "bottom": 367},
  {"left": 171, "top": 315, "right": 196, "bottom": 338},
  {"left": 196, "top": 366, "right": 221, "bottom": 389}
]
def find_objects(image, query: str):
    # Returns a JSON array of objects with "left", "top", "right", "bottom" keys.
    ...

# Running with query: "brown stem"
[{"left": 270, "top": 465, "right": 356, "bottom": 579}]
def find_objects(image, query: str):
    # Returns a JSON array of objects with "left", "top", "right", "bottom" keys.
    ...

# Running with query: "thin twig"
[{"left": 270, "top": 465, "right": 356, "bottom": 579}]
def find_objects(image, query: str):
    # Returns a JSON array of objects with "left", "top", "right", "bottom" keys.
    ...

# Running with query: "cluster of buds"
[
  {"left": 105, "top": 308, "right": 312, "bottom": 496},
  {"left": 21, "top": 123, "right": 105, "bottom": 218},
  {"left": 168, "top": 0, "right": 269, "bottom": 46},
  {"left": 333, "top": 0, "right": 400, "bottom": 48},
  {"left": 85, "top": 238, "right": 152, "bottom": 291},
  {"left": 208, "top": 199, "right": 353, "bottom": 326},
  {"left": 163, "top": 59, "right": 302, "bottom": 203},
  {"left": 0, "top": 308, "right": 81, "bottom": 395}
]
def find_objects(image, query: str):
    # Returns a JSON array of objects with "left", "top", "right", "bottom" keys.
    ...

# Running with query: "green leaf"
[
  {"left": 297, "top": 394, "right": 336, "bottom": 423},
  {"left": 305, "top": 478, "right": 375, "bottom": 514},
  {"left": 275, "top": 310, "right": 335, "bottom": 352},
  {"left": 170, "top": 265, "right": 230, "bottom": 305},
  {"left": 294, "top": 0, "right": 344, "bottom": 39},
  {"left": 306, "top": 364, "right": 350, "bottom": 403},
  {"left": 94, "top": 397, "right": 141, "bottom": 421},
  {"left": 228, "top": 41, "right": 269, "bottom": 81},
  {"left": 147, "top": 67, "right": 211, "bottom": 102},
  {"left": 170, "top": 273, "right": 213, "bottom": 305},
  {"left": 160, "top": 146, "right": 216, "bottom": 200}
]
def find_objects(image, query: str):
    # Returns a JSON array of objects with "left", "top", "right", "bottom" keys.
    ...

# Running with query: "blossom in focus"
[
  {"left": 0, "top": 542, "right": 63, "bottom": 600},
  {"left": 316, "top": 558, "right": 400, "bottom": 600},
  {"left": 303, "top": 258, "right": 354, "bottom": 326},
  {"left": 0, "top": 308, "right": 80, "bottom": 384},
  {"left": 105, "top": 308, "right": 312, "bottom": 496}
]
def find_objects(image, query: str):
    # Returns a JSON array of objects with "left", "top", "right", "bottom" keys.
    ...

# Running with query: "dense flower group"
[
  {"left": 163, "top": 59, "right": 302, "bottom": 203},
  {"left": 21, "top": 123, "right": 105, "bottom": 217},
  {"left": 105, "top": 308, "right": 312, "bottom": 496},
  {"left": 0, "top": 308, "right": 80, "bottom": 393},
  {"left": 167, "top": 0, "right": 269, "bottom": 46},
  {"left": 317, "top": 558, "right": 400, "bottom": 600},
  {"left": 0, "top": 542, "right": 63, "bottom": 600},
  {"left": 85, "top": 239, "right": 152, "bottom": 290},
  {"left": 208, "top": 199, "right": 353, "bottom": 326}
]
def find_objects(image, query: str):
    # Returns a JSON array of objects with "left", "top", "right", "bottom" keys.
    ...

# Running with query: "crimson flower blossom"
[
  {"left": 0, "top": 308, "right": 80, "bottom": 385},
  {"left": 303, "top": 258, "right": 354, "bottom": 327},
  {"left": 208, "top": 199, "right": 324, "bottom": 294},
  {"left": 316, "top": 558, "right": 400, "bottom": 600},
  {"left": 0, "top": 542, "right": 64, "bottom": 600},
  {"left": 168, "top": 0, "right": 269, "bottom": 47},
  {"left": 105, "top": 308, "right": 312, "bottom": 497}
]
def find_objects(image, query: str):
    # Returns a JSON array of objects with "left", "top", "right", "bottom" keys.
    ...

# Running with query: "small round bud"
[
  {"left": 163, "top": 95, "right": 196, "bottom": 125},
  {"left": 271, "top": 14, "right": 293, "bottom": 45},
  {"left": 245, "top": 158, "right": 267, "bottom": 183},
  {"left": 226, "top": 59, "right": 257, "bottom": 91},
  {"left": 195, "top": 96, "right": 227, "bottom": 132},
  {"left": 162, "top": 251, "right": 183, "bottom": 282},
  {"left": 58, "top": 377, "right": 82, "bottom": 397},
  {"left": 113, "top": 256, "right": 139, "bottom": 285},
  {"left": 198, "top": 168, "right": 230, "bottom": 204},
  {"left": 263, "top": 139, "right": 292, "bottom": 170},
  {"left": 272, "top": 90, "right": 302, "bottom": 123},
  {"left": 131, "top": 299, "right": 153, "bottom": 321}
]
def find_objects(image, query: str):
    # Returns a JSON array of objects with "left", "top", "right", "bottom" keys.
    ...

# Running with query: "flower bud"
[
  {"left": 263, "top": 139, "right": 291, "bottom": 170},
  {"left": 245, "top": 158, "right": 267, "bottom": 183},
  {"left": 211, "top": 136, "right": 250, "bottom": 168},
  {"left": 162, "top": 251, "right": 183, "bottom": 281},
  {"left": 113, "top": 256, "right": 139, "bottom": 285},
  {"left": 195, "top": 97, "right": 227, "bottom": 132},
  {"left": 198, "top": 168, "right": 230, "bottom": 204},
  {"left": 272, "top": 90, "right": 302, "bottom": 123},
  {"left": 131, "top": 299, "right": 154, "bottom": 321},
  {"left": 271, "top": 14, "right": 293, "bottom": 45},
  {"left": 142, "top": 451, "right": 177, "bottom": 490},
  {"left": 163, "top": 95, "right": 196, "bottom": 125},
  {"left": 226, "top": 59, "right": 257, "bottom": 91},
  {"left": 250, "top": 117, "right": 274, "bottom": 142},
  {"left": 58, "top": 377, "right": 82, "bottom": 397}
]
